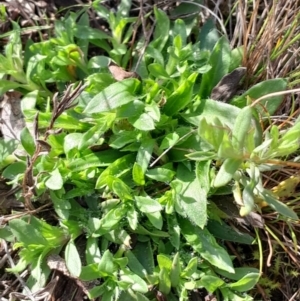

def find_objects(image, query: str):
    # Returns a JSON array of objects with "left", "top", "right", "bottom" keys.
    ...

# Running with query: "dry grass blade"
[{"left": 227, "top": 0, "right": 300, "bottom": 95}]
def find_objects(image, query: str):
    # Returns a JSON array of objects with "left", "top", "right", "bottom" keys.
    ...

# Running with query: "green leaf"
[
  {"left": 28, "top": 215, "right": 66, "bottom": 246},
  {"left": 196, "top": 160, "right": 211, "bottom": 194},
  {"left": 166, "top": 214, "right": 180, "bottom": 250},
  {"left": 20, "top": 127, "right": 36, "bottom": 155},
  {"left": 175, "top": 164, "right": 207, "bottom": 228},
  {"left": 145, "top": 211, "right": 163, "bottom": 230},
  {"left": 50, "top": 190, "right": 70, "bottom": 220},
  {"left": 86, "top": 237, "right": 102, "bottom": 264},
  {"left": 182, "top": 257, "right": 198, "bottom": 278},
  {"left": 84, "top": 78, "right": 141, "bottom": 114},
  {"left": 220, "top": 287, "right": 253, "bottom": 301},
  {"left": 159, "top": 267, "right": 171, "bottom": 295},
  {"left": 87, "top": 282, "right": 107, "bottom": 299},
  {"left": 0, "top": 81, "right": 24, "bottom": 95},
  {"left": 132, "top": 163, "right": 145, "bottom": 186},
  {"left": 215, "top": 267, "right": 260, "bottom": 281},
  {"left": 127, "top": 207, "right": 139, "bottom": 230},
  {"left": 112, "top": 178, "right": 133, "bottom": 200},
  {"left": 45, "top": 168, "right": 63, "bottom": 190},
  {"left": 67, "top": 149, "right": 123, "bottom": 172},
  {"left": 110, "top": 131, "right": 137, "bottom": 149},
  {"left": 261, "top": 190, "right": 298, "bottom": 220},
  {"left": 160, "top": 133, "right": 180, "bottom": 150},
  {"left": 96, "top": 206, "right": 125, "bottom": 233},
  {"left": 2, "top": 161, "right": 26, "bottom": 180},
  {"left": 207, "top": 220, "right": 254, "bottom": 244},
  {"left": 150, "top": 7, "right": 170, "bottom": 51},
  {"left": 30, "top": 254, "right": 50, "bottom": 291},
  {"left": 146, "top": 45, "right": 164, "bottom": 66},
  {"left": 96, "top": 154, "right": 135, "bottom": 188},
  {"left": 9, "top": 218, "right": 48, "bottom": 246},
  {"left": 148, "top": 63, "right": 169, "bottom": 78},
  {"left": 232, "top": 106, "right": 253, "bottom": 152},
  {"left": 198, "top": 117, "right": 227, "bottom": 151},
  {"left": 157, "top": 254, "right": 172, "bottom": 271},
  {"left": 228, "top": 273, "right": 260, "bottom": 292},
  {"left": 199, "top": 36, "right": 231, "bottom": 98},
  {"left": 196, "top": 275, "right": 225, "bottom": 293},
  {"left": 0, "top": 226, "right": 14, "bottom": 242},
  {"left": 170, "top": 253, "right": 181, "bottom": 287},
  {"left": 240, "top": 184, "right": 255, "bottom": 216},
  {"left": 179, "top": 217, "right": 234, "bottom": 273},
  {"left": 80, "top": 263, "right": 101, "bottom": 281},
  {"left": 73, "top": 25, "right": 110, "bottom": 40},
  {"left": 120, "top": 272, "right": 148, "bottom": 293},
  {"left": 125, "top": 250, "right": 148, "bottom": 278},
  {"left": 136, "top": 139, "right": 155, "bottom": 173},
  {"left": 132, "top": 112, "right": 155, "bottom": 131},
  {"left": 65, "top": 240, "right": 82, "bottom": 277},
  {"left": 105, "top": 229, "right": 131, "bottom": 247},
  {"left": 163, "top": 73, "right": 198, "bottom": 116},
  {"left": 217, "top": 134, "right": 236, "bottom": 160},
  {"left": 173, "top": 19, "right": 187, "bottom": 45},
  {"left": 145, "top": 101, "right": 160, "bottom": 122},
  {"left": 98, "top": 250, "right": 115, "bottom": 275},
  {"left": 135, "top": 195, "right": 163, "bottom": 213},
  {"left": 79, "top": 124, "right": 106, "bottom": 151},
  {"left": 198, "top": 19, "right": 219, "bottom": 52},
  {"left": 146, "top": 166, "right": 175, "bottom": 182},
  {"left": 183, "top": 98, "right": 240, "bottom": 129},
  {"left": 214, "top": 158, "right": 242, "bottom": 188},
  {"left": 229, "top": 46, "right": 244, "bottom": 70},
  {"left": 131, "top": 241, "right": 155, "bottom": 275},
  {"left": 63, "top": 133, "right": 82, "bottom": 154},
  {"left": 186, "top": 151, "right": 217, "bottom": 161},
  {"left": 179, "top": 177, "right": 208, "bottom": 228},
  {"left": 233, "top": 79, "right": 287, "bottom": 115}
]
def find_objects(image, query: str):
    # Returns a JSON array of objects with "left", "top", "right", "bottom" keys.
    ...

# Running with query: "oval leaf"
[
  {"left": 65, "top": 240, "right": 82, "bottom": 277},
  {"left": 84, "top": 78, "right": 140, "bottom": 114},
  {"left": 20, "top": 127, "right": 36, "bottom": 155},
  {"left": 135, "top": 195, "right": 162, "bottom": 213},
  {"left": 45, "top": 168, "right": 63, "bottom": 190},
  {"left": 214, "top": 158, "right": 242, "bottom": 188},
  {"left": 232, "top": 106, "right": 253, "bottom": 151}
]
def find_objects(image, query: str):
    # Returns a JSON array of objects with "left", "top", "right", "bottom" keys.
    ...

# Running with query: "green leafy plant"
[{"left": 0, "top": 3, "right": 298, "bottom": 301}]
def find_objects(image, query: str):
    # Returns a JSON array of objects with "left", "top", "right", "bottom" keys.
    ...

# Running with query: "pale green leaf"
[
  {"left": 170, "top": 253, "right": 181, "bottom": 287},
  {"left": 132, "top": 113, "right": 155, "bottom": 131},
  {"left": 45, "top": 168, "right": 63, "bottom": 190},
  {"left": 214, "top": 158, "right": 242, "bottom": 188},
  {"left": 65, "top": 240, "right": 82, "bottom": 277},
  {"left": 135, "top": 195, "right": 163, "bottom": 213},
  {"left": 232, "top": 106, "right": 253, "bottom": 152},
  {"left": 228, "top": 273, "right": 260, "bottom": 292},
  {"left": 98, "top": 250, "right": 115, "bottom": 275}
]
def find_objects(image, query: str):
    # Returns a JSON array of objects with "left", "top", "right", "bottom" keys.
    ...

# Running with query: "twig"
[
  {"left": 265, "top": 229, "right": 273, "bottom": 267},
  {"left": 22, "top": 82, "right": 86, "bottom": 210}
]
